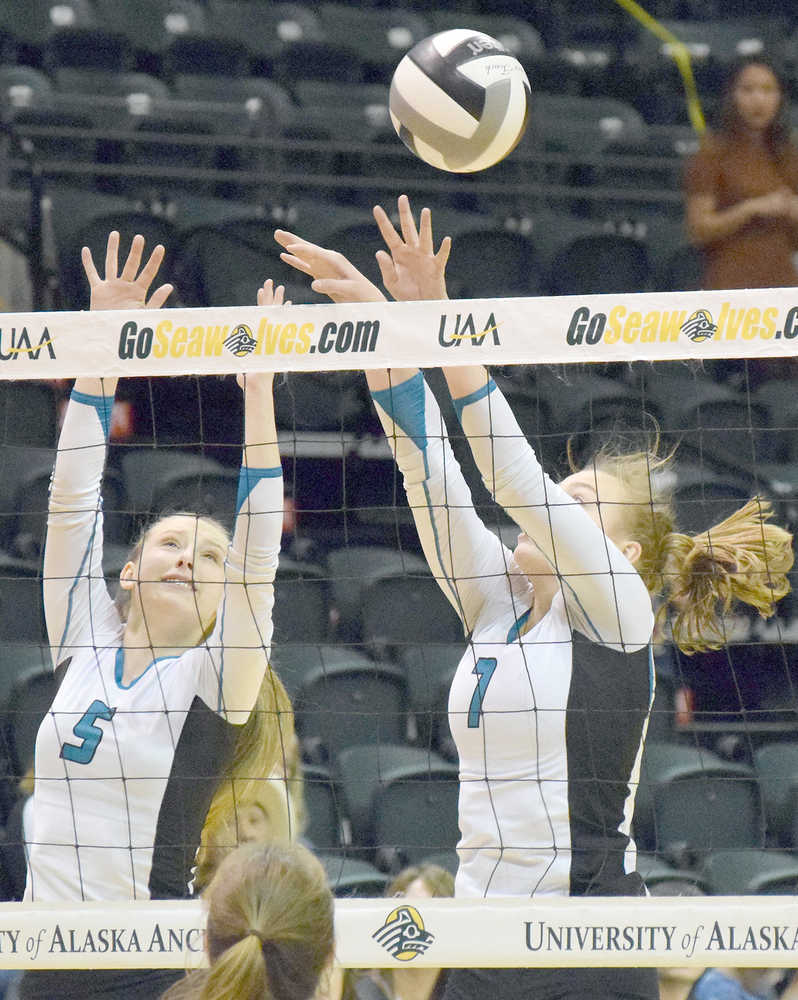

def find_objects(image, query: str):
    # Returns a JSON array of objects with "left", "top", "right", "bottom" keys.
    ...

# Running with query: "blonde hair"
[
  {"left": 386, "top": 863, "right": 454, "bottom": 899},
  {"left": 588, "top": 446, "right": 794, "bottom": 654},
  {"left": 194, "top": 669, "right": 305, "bottom": 892},
  {"left": 163, "top": 843, "right": 334, "bottom": 1000}
]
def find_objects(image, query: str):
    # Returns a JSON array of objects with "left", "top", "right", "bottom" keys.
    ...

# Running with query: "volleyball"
[{"left": 389, "top": 29, "right": 531, "bottom": 173}]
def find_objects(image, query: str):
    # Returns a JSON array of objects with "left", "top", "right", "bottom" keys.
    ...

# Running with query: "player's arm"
[
  {"left": 373, "top": 198, "right": 650, "bottom": 647},
  {"left": 44, "top": 233, "right": 173, "bottom": 661},
  {"left": 455, "top": 379, "right": 652, "bottom": 649},
  {"left": 209, "top": 281, "right": 285, "bottom": 724},
  {"left": 274, "top": 227, "right": 510, "bottom": 631}
]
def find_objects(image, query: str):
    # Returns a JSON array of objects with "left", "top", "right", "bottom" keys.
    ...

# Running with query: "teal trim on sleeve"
[
  {"left": 236, "top": 466, "right": 282, "bottom": 512},
  {"left": 71, "top": 389, "right": 114, "bottom": 439},
  {"left": 452, "top": 377, "right": 497, "bottom": 423},
  {"left": 371, "top": 372, "right": 428, "bottom": 450}
]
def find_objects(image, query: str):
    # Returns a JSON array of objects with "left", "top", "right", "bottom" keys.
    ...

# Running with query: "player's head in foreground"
[{"left": 163, "top": 842, "right": 335, "bottom": 1000}]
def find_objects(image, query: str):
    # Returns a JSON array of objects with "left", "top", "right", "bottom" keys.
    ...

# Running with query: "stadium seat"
[
  {"left": 1, "top": 665, "right": 56, "bottom": 778},
  {"left": 636, "top": 853, "right": 708, "bottom": 895},
  {"left": 93, "top": 0, "right": 207, "bottom": 74},
  {"left": 171, "top": 74, "right": 294, "bottom": 132},
  {"left": 294, "top": 653, "right": 408, "bottom": 761},
  {"left": 0, "top": 644, "right": 51, "bottom": 711},
  {"left": 326, "top": 545, "right": 429, "bottom": 642},
  {"left": 1, "top": 445, "right": 129, "bottom": 558},
  {"left": 313, "top": 4, "right": 430, "bottom": 84},
  {"left": 335, "top": 742, "right": 459, "bottom": 865},
  {"left": 642, "top": 366, "right": 773, "bottom": 473},
  {"left": 0, "top": 383, "right": 56, "bottom": 450},
  {"left": 360, "top": 566, "right": 464, "bottom": 662},
  {"left": 446, "top": 224, "right": 541, "bottom": 298},
  {"left": 316, "top": 852, "right": 390, "bottom": 897},
  {"left": 118, "top": 448, "right": 239, "bottom": 526},
  {"left": 0, "top": 0, "right": 96, "bottom": 59},
  {"left": 270, "top": 643, "right": 371, "bottom": 701},
  {"left": 548, "top": 230, "right": 652, "bottom": 295},
  {"left": 753, "top": 742, "right": 798, "bottom": 848},
  {"left": 273, "top": 557, "right": 330, "bottom": 647},
  {"left": 300, "top": 762, "right": 347, "bottom": 850},
  {"left": 205, "top": 1, "right": 325, "bottom": 79},
  {"left": 398, "top": 642, "right": 463, "bottom": 752},
  {"left": 53, "top": 204, "right": 177, "bottom": 309},
  {"left": 633, "top": 741, "right": 765, "bottom": 859},
  {"left": 0, "top": 554, "right": 46, "bottom": 644},
  {"left": 0, "top": 64, "right": 54, "bottom": 108},
  {"left": 701, "top": 848, "right": 798, "bottom": 895},
  {"left": 54, "top": 67, "right": 170, "bottom": 101},
  {"left": 4, "top": 104, "right": 99, "bottom": 191}
]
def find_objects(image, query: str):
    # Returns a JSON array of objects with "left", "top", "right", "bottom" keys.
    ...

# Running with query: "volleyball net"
[{"left": 1, "top": 289, "right": 798, "bottom": 971}]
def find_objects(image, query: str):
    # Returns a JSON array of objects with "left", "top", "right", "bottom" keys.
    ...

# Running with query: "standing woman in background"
[{"left": 685, "top": 56, "right": 798, "bottom": 294}]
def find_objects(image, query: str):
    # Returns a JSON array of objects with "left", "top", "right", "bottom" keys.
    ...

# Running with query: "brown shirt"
[{"left": 684, "top": 132, "right": 798, "bottom": 289}]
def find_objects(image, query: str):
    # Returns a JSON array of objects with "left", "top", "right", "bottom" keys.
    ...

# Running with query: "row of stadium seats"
[
  {"left": 3, "top": 641, "right": 798, "bottom": 895},
  {"left": 0, "top": 0, "right": 796, "bottom": 124},
  {"left": 0, "top": 66, "right": 693, "bottom": 222}
]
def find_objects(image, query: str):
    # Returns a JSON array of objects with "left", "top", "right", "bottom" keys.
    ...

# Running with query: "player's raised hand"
[
  {"left": 274, "top": 230, "right": 386, "bottom": 304},
  {"left": 236, "top": 278, "right": 288, "bottom": 390},
  {"left": 373, "top": 194, "right": 451, "bottom": 302},
  {"left": 81, "top": 231, "right": 173, "bottom": 312}
]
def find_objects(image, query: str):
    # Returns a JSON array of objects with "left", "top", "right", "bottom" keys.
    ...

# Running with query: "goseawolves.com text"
[{"left": 118, "top": 317, "right": 380, "bottom": 360}]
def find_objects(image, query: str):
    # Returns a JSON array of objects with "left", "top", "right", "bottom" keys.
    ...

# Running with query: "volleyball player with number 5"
[
  {"left": 276, "top": 197, "right": 794, "bottom": 1000},
  {"left": 20, "top": 233, "right": 287, "bottom": 1000}
]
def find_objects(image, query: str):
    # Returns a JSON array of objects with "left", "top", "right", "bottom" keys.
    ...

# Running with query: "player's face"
[
  {"left": 123, "top": 514, "right": 228, "bottom": 641},
  {"left": 733, "top": 64, "right": 781, "bottom": 131},
  {"left": 513, "top": 467, "right": 639, "bottom": 576},
  {"left": 236, "top": 802, "right": 273, "bottom": 844}
]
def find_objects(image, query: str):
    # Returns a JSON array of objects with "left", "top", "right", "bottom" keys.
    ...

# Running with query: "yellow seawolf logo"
[
  {"left": 224, "top": 324, "right": 258, "bottom": 358},
  {"left": 680, "top": 309, "right": 717, "bottom": 343},
  {"left": 373, "top": 905, "right": 435, "bottom": 962}
]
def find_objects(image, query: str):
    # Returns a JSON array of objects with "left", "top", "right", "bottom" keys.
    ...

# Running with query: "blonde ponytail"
[
  {"left": 590, "top": 448, "right": 793, "bottom": 655},
  {"left": 163, "top": 843, "right": 334, "bottom": 1000},
  {"left": 200, "top": 935, "right": 267, "bottom": 1000},
  {"left": 658, "top": 497, "right": 793, "bottom": 653}
]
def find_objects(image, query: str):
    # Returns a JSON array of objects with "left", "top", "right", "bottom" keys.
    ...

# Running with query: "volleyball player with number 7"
[
  {"left": 275, "top": 197, "right": 793, "bottom": 1000},
  {"left": 20, "top": 233, "right": 287, "bottom": 1000}
]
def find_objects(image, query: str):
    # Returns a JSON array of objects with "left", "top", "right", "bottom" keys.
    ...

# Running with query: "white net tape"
[
  {"left": 3, "top": 290, "right": 798, "bottom": 973},
  {"left": 0, "top": 287, "right": 795, "bottom": 378}
]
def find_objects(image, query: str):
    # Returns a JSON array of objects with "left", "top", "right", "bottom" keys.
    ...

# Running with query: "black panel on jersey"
[
  {"left": 565, "top": 634, "right": 652, "bottom": 897},
  {"left": 408, "top": 36, "right": 486, "bottom": 120},
  {"left": 148, "top": 696, "right": 238, "bottom": 899}
]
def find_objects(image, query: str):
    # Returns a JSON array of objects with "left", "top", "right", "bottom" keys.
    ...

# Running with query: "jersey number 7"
[
  {"left": 468, "top": 657, "right": 497, "bottom": 728},
  {"left": 60, "top": 699, "right": 116, "bottom": 764}
]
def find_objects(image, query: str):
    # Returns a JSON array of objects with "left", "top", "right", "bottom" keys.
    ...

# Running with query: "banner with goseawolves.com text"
[{"left": 0, "top": 289, "right": 797, "bottom": 378}]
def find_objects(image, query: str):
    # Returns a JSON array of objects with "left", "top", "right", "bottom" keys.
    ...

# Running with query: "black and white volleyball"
[{"left": 389, "top": 29, "right": 531, "bottom": 173}]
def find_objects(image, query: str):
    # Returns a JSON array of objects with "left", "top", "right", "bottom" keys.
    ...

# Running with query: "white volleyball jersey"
[
  {"left": 25, "top": 389, "right": 282, "bottom": 902},
  {"left": 371, "top": 374, "right": 654, "bottom": 899}
]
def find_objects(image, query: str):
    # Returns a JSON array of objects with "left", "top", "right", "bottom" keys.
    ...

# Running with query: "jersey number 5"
[
  {"left": 468, "top": 657, "right": 497, "bottom": 728},
  {"left": 60, "top": 700, "right": 116, "bottom": 764}
]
